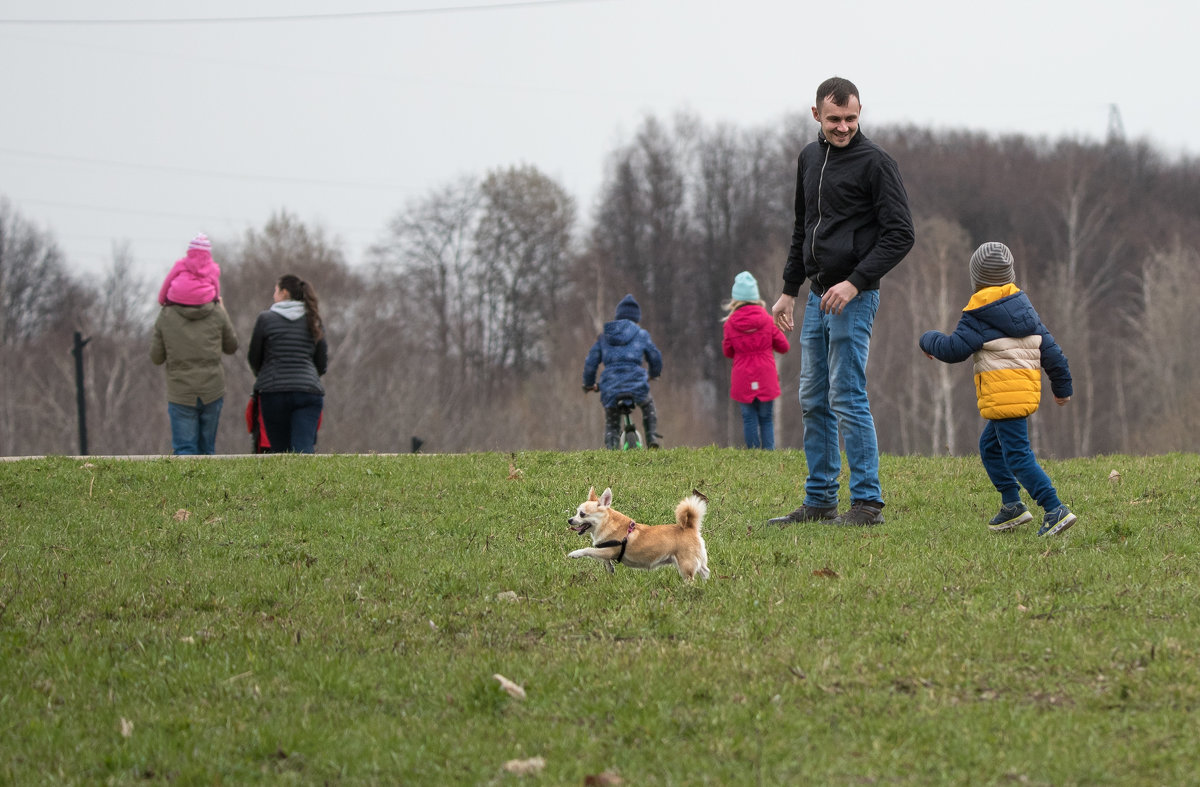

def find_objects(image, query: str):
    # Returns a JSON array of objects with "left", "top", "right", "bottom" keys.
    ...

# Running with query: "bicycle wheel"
[{"left": 621, "top": 426, "right": 644, "bottom": 451}]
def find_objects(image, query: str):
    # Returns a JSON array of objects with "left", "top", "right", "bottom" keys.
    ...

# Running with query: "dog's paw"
[{"left": 567, "top": 549, "right": 586, "bottom": 559}]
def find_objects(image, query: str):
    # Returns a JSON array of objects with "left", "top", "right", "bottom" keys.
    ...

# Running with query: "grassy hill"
[{"left": 2, "top": 450, "right": 1198, "bottom": 784}]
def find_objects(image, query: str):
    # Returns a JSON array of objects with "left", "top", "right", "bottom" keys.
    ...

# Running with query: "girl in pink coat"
[
  {"left": 158, "top": 233, "right": 221, "bottom": 306},
  {"left": 722, "top": 271, "right": 790, "bottom": 449}
]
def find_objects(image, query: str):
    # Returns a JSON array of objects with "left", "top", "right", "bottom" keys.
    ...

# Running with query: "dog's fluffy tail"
[{"left": 675, "top": 495, "right": 707, "bottom": 531}]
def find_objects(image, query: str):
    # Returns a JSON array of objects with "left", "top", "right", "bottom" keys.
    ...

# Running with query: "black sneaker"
[
  {"left": 767, "top": 504, "right": 838, "bottom": 526},
  {"left": 988, "top": 502, "right": 1034, "bottom": 532},
  {"left": 832, "top": 501, "right": 884, "bottom": 527}
]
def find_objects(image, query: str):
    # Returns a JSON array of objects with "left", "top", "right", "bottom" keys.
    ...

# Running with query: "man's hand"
[
  {"left": 1054, "top": 396, "right": 1070, "bottom": 406},
  {"left": 820, "top": 281, "right": 859, "bottom": 315},
  {"left": 772, "top": 294, "right": 796, "bottom": 332}
]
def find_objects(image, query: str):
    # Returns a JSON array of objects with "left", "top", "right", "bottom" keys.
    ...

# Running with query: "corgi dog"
[{"left": 567, "top": 487, "right": 709, "bottom": 580}]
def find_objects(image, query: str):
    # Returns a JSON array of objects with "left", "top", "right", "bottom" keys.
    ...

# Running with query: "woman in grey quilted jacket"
[{"left": 247, "top": 274, "right": 328, "bottom": 453}]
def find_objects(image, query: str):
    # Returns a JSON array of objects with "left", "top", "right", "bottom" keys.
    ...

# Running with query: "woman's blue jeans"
[
  {"left": 259, "top": 392, "right": 324, "bottom": 453},
  {"left": 167, "top": 396, "right": 224, "bottom": 455},
  {"left": 739, "top": 399, "right": 775, "bottom": 449},
  {"left": 798, "top": 289, "right": 881, "bottom": 507}
]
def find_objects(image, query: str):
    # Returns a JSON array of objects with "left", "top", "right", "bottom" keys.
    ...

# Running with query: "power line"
[
  {"left": 0, "top": 146, "right": 403, "bottom": 190},
  {"left": 0, "top": 0, "right": 613, "bottom": 26}
]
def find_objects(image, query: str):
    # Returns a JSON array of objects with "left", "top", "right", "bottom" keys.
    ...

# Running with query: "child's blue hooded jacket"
[{"left": 582, "top": 294, "right": 663, "bottom": 408}]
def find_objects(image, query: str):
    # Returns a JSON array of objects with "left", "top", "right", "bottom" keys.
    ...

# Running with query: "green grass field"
[{"left": 2, "top": 450, "right": 1198, "bottom": 785}]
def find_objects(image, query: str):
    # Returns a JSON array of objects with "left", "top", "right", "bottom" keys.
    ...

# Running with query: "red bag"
[{"left": 246, "top": 394, "right": 271, "bottom": 453}]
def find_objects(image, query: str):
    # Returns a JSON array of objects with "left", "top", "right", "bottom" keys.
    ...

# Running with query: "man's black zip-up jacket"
[{"left": 781, "top": 130, "right": 914, "bottom": 298}]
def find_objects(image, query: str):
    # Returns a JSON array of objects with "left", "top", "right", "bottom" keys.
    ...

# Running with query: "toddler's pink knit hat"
[{"left": 188, "top": 233, "right": 212, "bottom": 252}]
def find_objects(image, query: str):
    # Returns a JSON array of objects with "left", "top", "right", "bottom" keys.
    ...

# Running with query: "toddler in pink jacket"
[
  {"left": 158, "top": 233, "right": 221, "bottom": 306},
  {"left": 722, "top": 271, "right": 790, "bottom": 449}
]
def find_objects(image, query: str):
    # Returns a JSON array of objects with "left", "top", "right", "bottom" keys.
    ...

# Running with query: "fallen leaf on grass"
[
  {"left": 1017, "top": 604, "right": 1029, "bottom": 613},
  {"left": 173, "top": 509, "right": 191, "bottom": 522},
  {"left": 493, "top": 673, "right": 526, "bottom": 699},
  {"left": 812, "top": 567, "right": 839, "bottom": 579},
  {"left": 496, "top": 590, "right": 520, "bottom": 602},
  {"left": 1108, "top": 469, "right": 1122, "bottom": 483},
  {"left": 119, "top": 718, "right": 134, "bottom": 738},
  {"left": 585, "top": 771, "right": 623, "bottom": 785},
  {"left": 507, "top": 453, "right": 524, "bottom": 480},
  {"left": 502, "top": 756, "right": 545, "bottom": 776}
]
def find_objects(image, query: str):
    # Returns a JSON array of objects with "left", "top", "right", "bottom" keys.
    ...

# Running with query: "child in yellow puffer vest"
[{"left": 919, "top": 242, "right": 1077, "bottom": 537}]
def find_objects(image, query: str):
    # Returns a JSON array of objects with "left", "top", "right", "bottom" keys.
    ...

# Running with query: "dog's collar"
[{"left": 594, "top": 522, "right": 636, "bottom": 564}]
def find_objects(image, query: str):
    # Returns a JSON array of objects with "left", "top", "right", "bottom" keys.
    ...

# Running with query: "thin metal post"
[{"left": 71, "top": 331, "right": 91, "bottom": 455}]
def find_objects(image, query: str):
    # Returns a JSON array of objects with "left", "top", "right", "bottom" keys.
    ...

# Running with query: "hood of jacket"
[
  {"left": 270, "top": 300, "right": 307, "bottom": 321},
  {"left": 175, "top": 301, "right": 217, "bottom": 321},
  {"left": 602, "top": 318, "right": 641, "bottom": 346},
  {"left": 964, "top": 284, "right": 1039, "bottom": 335},
  {"left": 181, "top": 248, "right": 215, "bottom": 273},
  {"left": 727, "top": 303, "right": 773, "bottom": 334}
]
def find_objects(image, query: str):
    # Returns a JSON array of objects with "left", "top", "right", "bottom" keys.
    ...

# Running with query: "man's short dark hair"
[{"left": 816, "top": 77, "right": 859, "bottom": 108}]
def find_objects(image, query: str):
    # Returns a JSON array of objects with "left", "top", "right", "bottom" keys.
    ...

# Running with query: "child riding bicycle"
[{"left": 582, "top": 294, "right": 663, "bottom": 449}]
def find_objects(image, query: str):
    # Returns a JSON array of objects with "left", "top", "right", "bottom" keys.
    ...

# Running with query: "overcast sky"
[{"left": 2, "top": 0, "right": 1197, "bottom": 283}]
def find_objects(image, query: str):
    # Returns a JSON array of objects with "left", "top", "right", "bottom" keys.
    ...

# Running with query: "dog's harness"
[{"left": 594, "top": 522, "right": 636, "bottom": 564}]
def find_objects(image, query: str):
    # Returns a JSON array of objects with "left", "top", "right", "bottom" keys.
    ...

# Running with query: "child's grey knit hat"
[{"left": 969, "top": 242, "right": 1015, "bottom": 290}]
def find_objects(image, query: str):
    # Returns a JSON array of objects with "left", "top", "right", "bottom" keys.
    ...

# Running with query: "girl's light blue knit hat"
[{"left": 731, "top": 271, "right": 760, "bottom": 301}]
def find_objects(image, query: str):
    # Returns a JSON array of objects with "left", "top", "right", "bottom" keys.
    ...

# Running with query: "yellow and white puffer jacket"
[{"left": 918, "top": 284, "right": 1073, "bottom": 421}]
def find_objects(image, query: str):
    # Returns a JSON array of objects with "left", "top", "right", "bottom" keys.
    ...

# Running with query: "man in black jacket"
[{"left": 769, "top": 76, "right": 915, "bottom": 527}]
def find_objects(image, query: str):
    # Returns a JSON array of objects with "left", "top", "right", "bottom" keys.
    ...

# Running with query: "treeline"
[{"left": 3, "top": 112, "right": 1199, "bottom": 457}]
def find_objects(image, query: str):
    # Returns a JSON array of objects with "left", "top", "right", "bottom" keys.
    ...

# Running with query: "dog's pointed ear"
[
  {"left": 599, "top": 488, "right": 613, "bottom": 508},
  {"left": 588, "top": 487, "right": 598, "bottom": 502}
]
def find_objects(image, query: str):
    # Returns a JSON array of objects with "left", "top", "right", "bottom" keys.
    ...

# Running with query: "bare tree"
[
  {"left": 78, "top": 244, "right": 162, "bottom": 454},
  {"left": 1039, "top": 151, "right": 1123, "bottom": 457},
  {"left": 876, "top": 215, "right": 973, "bottom": 455},
  {"left": 1127, "top": 240, "right": 1200, "bottom": 452},
  {"left": 372, "top": 177, "right": 483, "bottom": 396},
  {"left": 475, "top": 165, "right": 576, "bottom": 377},
  {"left": 0, "top": 199, "right": 85, "bottom": 346}
]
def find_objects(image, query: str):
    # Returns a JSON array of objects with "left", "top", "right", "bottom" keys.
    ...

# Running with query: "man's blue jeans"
[
  {"left": 167, "top": 396, "right": 224, "bottom": 455},
  {"left": 259, "top": 391, "right": 324, "bottom": 453},
  {"left": 799, "top": 289, "right": 881, "bottom": 507},
  {"left": 979, "top": 417, "right": 1062, "bottom": 511},
  {"left": 739, "top": 399, "right": 775, "bottom": 449}
]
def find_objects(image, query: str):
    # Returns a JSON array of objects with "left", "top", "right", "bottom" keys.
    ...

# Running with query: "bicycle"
[
  {"left": 584, "top": 385, "right": 654, "bottom": 450},
  {"left": 612, "top": 394, "right": 644, "bottom": 451}
]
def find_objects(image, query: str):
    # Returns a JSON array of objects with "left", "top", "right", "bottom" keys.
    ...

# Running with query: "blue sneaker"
[
  {"left": 1038, "top": 505, "right": 1077, "bottom": 537},
  {"left": 988, "top": 502, "right": 1033, "bottom": 532}
]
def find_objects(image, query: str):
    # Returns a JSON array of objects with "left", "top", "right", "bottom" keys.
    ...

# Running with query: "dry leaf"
[
  {"left": 180, "top": 636, "right": 195, "bottom": 644},
  {"left": 1108, "top": 469, "right": 1122, "bottom": 483},
  {"left": 1017, "top": 604, "right": 1029, "bottom": 612},
  {"left": 496, "top": 590, "right": 520, "bottom": 602},
  {"left": 493, "top": 673, "right": 526, "bottom": 699},
  {"left": 812, "top": 567, "right": 839, "bottom": 579},
  {"left": 173, "top": 509, "right": 191, "bottom": 522},
  {"left": 80, "top": 462, "right": 95, "bottom": 469},
  {"left": 119, "top": 718, "right": 133, "bottom": 738},
  {"left": 502, "top": 757, "right": 545, "bottom": 776},
  {"left": 507, "top": 453, "right": 524, "bottom": 480},
  {"left": 585, "top": 771, "right": 624, "bottom": 786}
]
